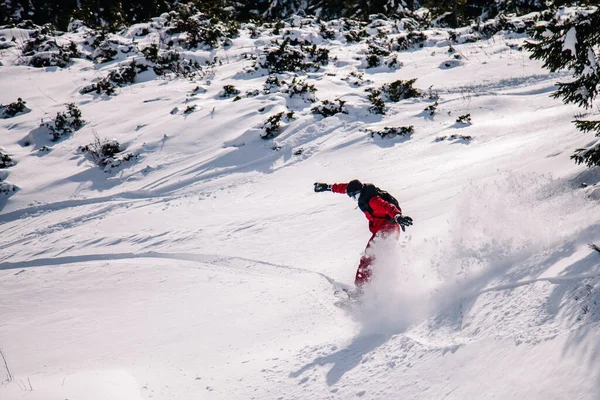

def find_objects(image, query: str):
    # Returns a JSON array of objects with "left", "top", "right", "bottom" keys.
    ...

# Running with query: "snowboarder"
[{"left": 314, "top": 179, "right": 413, "bottom": 291}]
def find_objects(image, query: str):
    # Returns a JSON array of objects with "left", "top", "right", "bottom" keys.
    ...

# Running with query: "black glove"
[
  {"left": 314, "top": 182, "right": 332, "bottom": 192},
  {"left": 395, "top": 214, "right": 413, "bottom": 232}
]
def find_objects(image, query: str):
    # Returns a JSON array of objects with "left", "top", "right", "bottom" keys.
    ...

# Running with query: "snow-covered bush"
[
  {"left": 22, "top": 31, "right": 80, "bottom": 68},
  {"left": 343, "top": 71, "right": 372, "bottom": 87},
  {"left": 21, "top": 24, "right": 80, "bottom": 68},
  {"left": 78, "top": 133, "right": 137, "bottom": 169},
  {"left": 345, "top": 28, "right": 369, "bottom": 43},
  {"left": 0, "top": 150, "right": 15, "bottom": 168},
  {"left": 369, "top": 126, "right": 414, "bottom": 139},
  {"left": 435, "top": 134, "right": 473, "bottom": 143},
  {"left": 87, "top": 35, "right": 128, "bottom": 63},
  {"left": 147, "top": 49, "right": 203, "bottom": 78},
  {"left": 219, "top": 85, "right": 241, "bottom": 98},
  {"left": 80, "top": 60, "right": 143, "bottom": 95},
  {"left": 82, "top": 49, "right": 202, "bottom": 96},
  {"left": 456, "top": 114, "right": 472, "bottom": 125},
  {"left": 471, "top": 14, "right": 533, "bottom": 39},
  {"left": 262, "top": 111, "right": 295, "bottom": 139},
  {"left": 43, "top": 103, "right": 85, "bottom": 141},
  {"left": 259, "top": 38, "right": 328, "bottom": 73},
  {"left": 1, "top": 98, "right": 29, "bottom": 118},
  {"left": 183, "top": 105, "right": 197, "bottom": 114},
  {"left": 107, "top": 60, "right": 140, "bottom": 85},
  {"left": 365, "top": 41, "right": 390, "bottom": 68},
  {"left": 165, "top": 12, "right": 239, "bottom": 49},
  {"left": 311, "top": 99, "right": 347, "bottom": 118},
  {"left": 303, "top": 43, "right": 330, "bottom": 66},
  {"left": 396, "top": 32, "right": 427, "bottom": 50},
  {"left": 80, "top": 77, "right": 116, "bottom": 96},
  {"left": 261, "top": 39, "right": 309, "bottom": 73},
  {"left": 320, "top": 23, "right": 336, "bottom": 40},
  {"left": 0, "top": 181, "right": 18, "bottom": 195},
  {"left": 424, "top": 101, "right": 438, "bottom": 116},
  {"left": 381, "top": 79, "right": 421, "bottom": 102},
  {"left": 367, "top": 90, "right": 386, "bottom": 115},
  {"left": 282, "top": 77, "right": 317, "bottom": 102},
  {"left": 263, "top": 75, "right": 282, "bottom": 94}
]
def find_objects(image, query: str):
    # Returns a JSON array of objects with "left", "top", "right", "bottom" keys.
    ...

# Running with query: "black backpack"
[{"left": 357, "top": 183, "right": 400, "bottom": 215}]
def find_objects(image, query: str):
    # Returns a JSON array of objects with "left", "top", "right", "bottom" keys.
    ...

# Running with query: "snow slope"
[{"left": 1, "top": 13, "right": 600, "bottom": 400}]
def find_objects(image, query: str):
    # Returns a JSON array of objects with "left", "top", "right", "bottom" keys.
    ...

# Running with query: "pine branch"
[
  {"left": 571, "top": 141, "right": 600, "bottom": 167},
  {"left": 573, "top": 119, "right": 600, "bottom": 134},
  {"left": 553, "top": 75, "right": 600, "bottom": 109}
]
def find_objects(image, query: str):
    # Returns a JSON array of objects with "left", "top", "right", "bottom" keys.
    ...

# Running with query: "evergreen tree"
[{"left": 525, "top": 8, "right": 600, "bottom": 167}]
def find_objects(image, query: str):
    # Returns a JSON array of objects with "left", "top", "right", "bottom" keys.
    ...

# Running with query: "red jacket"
[{"left": 331, "top": 183, "right": 402, "bottom": 234}]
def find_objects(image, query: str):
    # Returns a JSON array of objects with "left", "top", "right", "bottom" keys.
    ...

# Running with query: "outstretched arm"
[{"left": 314, "top": 182, "right": 348, "bottom": 194}]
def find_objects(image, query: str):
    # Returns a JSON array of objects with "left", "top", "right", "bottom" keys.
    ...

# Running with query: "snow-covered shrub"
[
  {"left": 303, "top": 44, "right": 330, "bottom": 66},
  {"left": 262, "top": 111, "right": 295, "bottom": 139},
  {"left": 0, "top": 98, "right": 29, "bottom": 118},
  {"left": 219, "top": 85, "right": 241, "bottom": 98},
  {"left": 43, "top": 103, "right": 85, "bottom": 141},
  {"left": 367, "top": 90, "right": 386, "bottom": 115},
  {"left": 343, "top": 71, "right": 372, "bottom": 87},
  {"left": 396, "top": 32, "right": 427, "bottom": 50},
  {"left": 456, "top": 113, "right": 472, "bottom": 125},
  {"left": 365, "top": 41, "right": 390, "bottom": 68},
  {"left": 0, "top": 150, "right": 15, "bottom": 168},
  {"left": 165, "top": 12, "right": 239, "bottom": 49},
  {"left": 424, "top": 101, "right": 438, "bottom": 116},
  {"left": 472, "top": 14, "right": 533, "bottom": 39},
  {"left": 18, "top": 23, "right": 78, "bottom": 67},
  {"left": 23, "top": 34, "right": 80, "bottom": 68},
  {"left": 107, "top": 60, "right": 139, "bottom": 85},
  {"left": 259, "top": 38, "right": 329, "bottom": 73},
  {"left": 311, "top": 99, "right": 348, "bottom": 118},
  {"left": 247, "top": 24, "right": 260, "bottom": 39},
  {"left": 385, "top": 55, "right": 401, "bottom": 69},
  {"left": 0, "top": 181, "right": 18, "bottom": 195},
  {"left": 78, "top": 133, "right": 137, "bottom": 169},
  {"left": 88, "top": 36, "right": 124, "bottom": 63},
  {"left": 381, "top": 79, "right": 421, "bottom": 102},
  {"left": 80, "top": 77, "right": 116, "bottom": 96},
  {"left": 183, "top": 105, "right": 197, "bottom": 114},
  {"left": 141, "top": 43, "right": 160, "bottom": 63},
  {"left": 263, "top": 75, "right": 282, "bottom": 94},
  {"left": 369, "top": 126, "right": 414, "bottom": 139},
  {"left": 80, "top": 60, "right": 143, "bottom": 95},
  {"left": 261, "top": 39, "right": 309, "bottom": 73},
  {"left": 320, "top": 23, "right": 336, "bottom": 40},
  {"left": 435, "top": 134, "right": 473, "bottom": 142},
  {"left": 282, "top": 77, "right": 317, "bottom": 102},
  {"left": 150, "top": 49, "right": 203, "bottom": 78},
  {"left": 190, "top": 86, "right": 207, "bottom": 96},
  {"left": 0, "top": 37, "right": 14, "bottom": 50},
  {"left": 345, "top": 28, "right": 369, "bottom": 43}
]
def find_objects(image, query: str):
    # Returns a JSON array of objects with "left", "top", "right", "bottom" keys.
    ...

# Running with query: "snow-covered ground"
[{"left": 1, "top": 13, "right": 600, "bottom": 400}]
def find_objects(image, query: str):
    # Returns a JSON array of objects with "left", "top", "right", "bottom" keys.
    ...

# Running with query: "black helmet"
[{"left": 346, "top": 179, "right": 363, "bottom": 198}]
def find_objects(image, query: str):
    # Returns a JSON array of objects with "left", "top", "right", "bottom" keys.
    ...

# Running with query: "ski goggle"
[{"left": 348, "top": 190, "right": 361, "bottom": 200}]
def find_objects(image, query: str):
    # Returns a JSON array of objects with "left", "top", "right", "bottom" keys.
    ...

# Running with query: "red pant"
[{"left": 355, "top": 224, "right": 400, "bottom": 286}]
